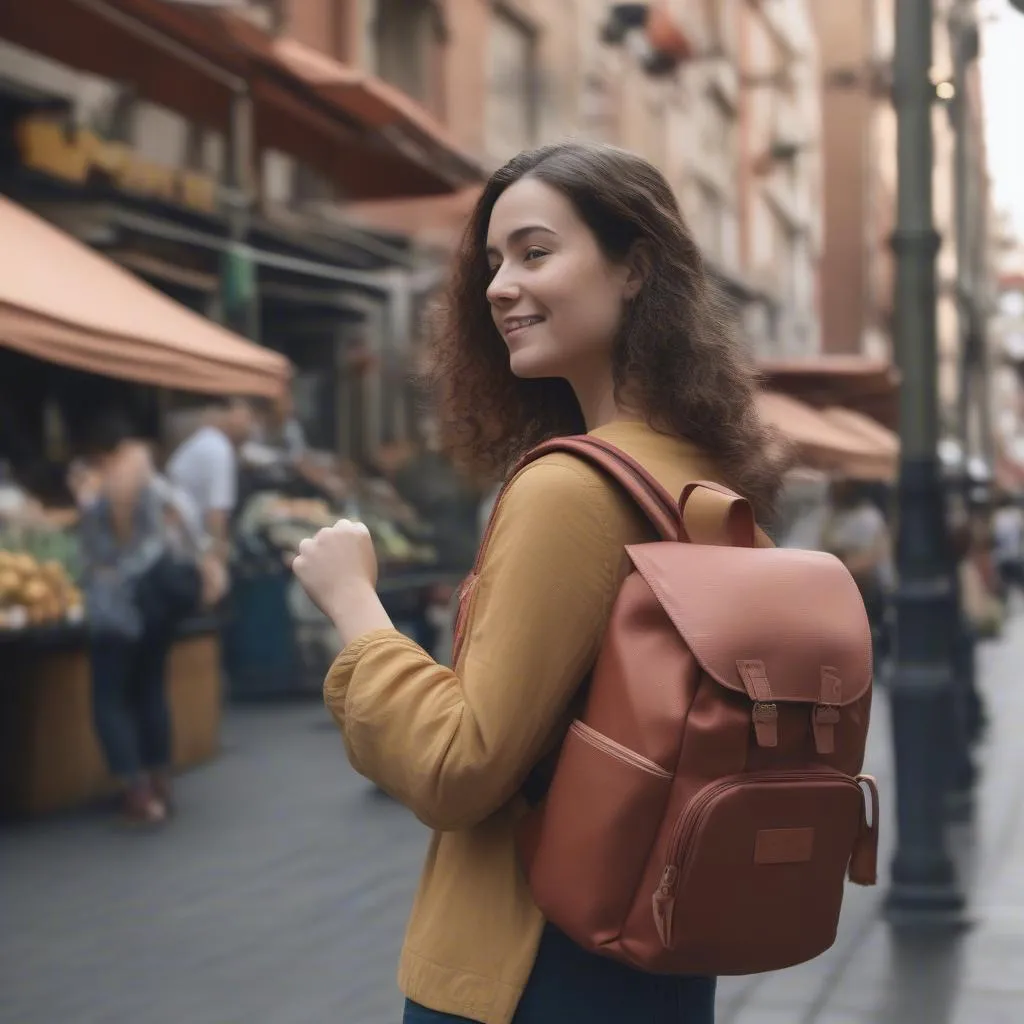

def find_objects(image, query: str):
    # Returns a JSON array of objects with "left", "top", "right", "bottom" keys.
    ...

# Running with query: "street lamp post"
[
  {"left": 885, "top": 0, "right": 967, "bottom": 927},
  {"left": 945, "top": 0, "right": 983, "bottom": 822}
]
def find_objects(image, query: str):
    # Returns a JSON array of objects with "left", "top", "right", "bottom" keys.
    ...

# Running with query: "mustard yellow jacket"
[{"left": 324, "top": 420, "right": 723, "bottom": 1023}]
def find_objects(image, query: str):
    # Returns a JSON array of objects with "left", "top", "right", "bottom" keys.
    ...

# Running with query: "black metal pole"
[
  {"left": 885, "top": 0, "right": 967, "bottom": 927},
  {"left": 944, "top": 0, "right": 981, "bottom": 822}
]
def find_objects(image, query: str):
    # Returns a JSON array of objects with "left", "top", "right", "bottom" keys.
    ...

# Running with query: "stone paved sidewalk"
[{"left": 2, "top": 619, "right": 1023, "bottom": 1023}]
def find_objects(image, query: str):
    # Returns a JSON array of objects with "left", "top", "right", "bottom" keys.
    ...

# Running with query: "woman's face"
[{"left": 485, "top": 178, "right": 641, "bottom": 381}]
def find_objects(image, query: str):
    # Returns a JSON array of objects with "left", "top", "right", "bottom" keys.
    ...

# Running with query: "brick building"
[{"left": 335, "top": 0, "right": 824, "bottom": 361}]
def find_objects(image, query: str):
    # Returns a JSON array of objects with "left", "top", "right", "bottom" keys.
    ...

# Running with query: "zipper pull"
[{"left": 652, "top": 864, "right": 678, "bottom": 948}]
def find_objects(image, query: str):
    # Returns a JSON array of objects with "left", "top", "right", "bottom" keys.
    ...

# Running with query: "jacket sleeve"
[{"left": 323, "top": 458, "right": 631, "bottom": 831}]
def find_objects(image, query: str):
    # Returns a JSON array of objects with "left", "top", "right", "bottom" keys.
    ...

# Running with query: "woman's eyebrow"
[{"left": 486, "top": 225, "right": 558, "bottom": 256}]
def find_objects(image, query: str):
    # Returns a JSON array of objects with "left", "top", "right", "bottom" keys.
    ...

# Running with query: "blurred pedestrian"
[
  {"left": 822, "top": 479, "right": 895, "bottom": 666},
  {"left": 992, "top": 496, "right": 1024, "bottom": 602},
  {"left": 166, "top": 396, "right": 254, "bottom": 572},
  {"left": 74, "top": 412, "right": 210, "bottom": 825},
  {"left": 294, "top": 142, "right": 788, "bottom": 1023}
]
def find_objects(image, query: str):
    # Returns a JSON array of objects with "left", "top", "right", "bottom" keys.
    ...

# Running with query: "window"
[
  {"left": 370, "top": 0, "right": 446, "bottom": 116},
  {"left": 238, "top": 0, "right": 284, "bottom": 34},
  {"left": 185, "top": 125, "right": 224, "bottom": 178},
  {"left": 694, "top": 181, "right": 737, "bottom": 267},
  {"left": 104, "top": 84, "right": 136, "bottom": 143},
  {"left": 704, "top": 0, "right": 738, "bottom": 56},
  {"left": 485, "top": 5, "right": 538, "bottom": 161},
  {"left": 702, "top": 93, "right": 736, "bottom": 169},
  {"left": 132, "top": 102, "right": 189, "bottom": 168}
]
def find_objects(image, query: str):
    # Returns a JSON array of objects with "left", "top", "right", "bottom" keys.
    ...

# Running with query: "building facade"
[
  {"left": 810, "top": 0, "right": 895, "bottom": 362},
  {"left": 326, "top": 0, "right": 824, "bottom": 361},
  {"left": 0, "top": 0, "right": 486, "bottom": 460},
  {"left": 0, "top": 1, "right": 835, "bottom": 457}
]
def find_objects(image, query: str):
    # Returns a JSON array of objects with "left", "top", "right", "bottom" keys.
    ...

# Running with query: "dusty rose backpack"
[{"left": 455, "top": 436, "right": 879, "bottom": 977}]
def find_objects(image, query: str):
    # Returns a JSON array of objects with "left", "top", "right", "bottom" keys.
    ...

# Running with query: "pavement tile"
[
  {"left": 728, "top": 1010, "right": 798, "bottom": 1024},
  {"left": 951, "top": 993, "right": 1024, "bottom": 1024}
]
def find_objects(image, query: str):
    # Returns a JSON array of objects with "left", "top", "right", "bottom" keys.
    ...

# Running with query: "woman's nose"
[{"left": 486, "top": 263, "right": 519, "bottom": 306}]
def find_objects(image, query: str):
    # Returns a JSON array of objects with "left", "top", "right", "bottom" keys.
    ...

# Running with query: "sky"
[{"left": 981, "top": 2, "right": 1024, "bottom": 245}]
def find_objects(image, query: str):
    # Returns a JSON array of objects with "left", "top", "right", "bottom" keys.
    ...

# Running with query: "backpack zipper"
[
  {"left": 652, "top": 768, "right": 861, "bottom": 948},
  {"left": 570, "top": 721, "right": 672, "bottom": 779}
]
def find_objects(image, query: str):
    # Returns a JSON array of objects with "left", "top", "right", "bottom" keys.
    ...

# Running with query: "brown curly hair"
[{"left": 429, "top": 141, "right": 789, "bottom": 520}]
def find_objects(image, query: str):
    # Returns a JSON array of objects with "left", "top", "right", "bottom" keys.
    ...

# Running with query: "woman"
[
  {"left": 75, "top": 412, "right": 208, "bottom": 825},
  {"left": 293, "top": 142, "right": 787, "bottom": 1023}
]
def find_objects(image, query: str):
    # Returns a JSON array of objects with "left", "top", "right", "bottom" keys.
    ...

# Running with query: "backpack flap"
[{"left": 626, "top": 543, "right": 872, "bottom": 753}]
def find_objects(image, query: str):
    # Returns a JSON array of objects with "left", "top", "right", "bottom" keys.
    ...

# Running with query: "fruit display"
[
  {"left": 233, "top": 489, "right": 437, "bottom": 579},
  {"left": 0, "top": 549, "right": 84, "bottom": 630}
]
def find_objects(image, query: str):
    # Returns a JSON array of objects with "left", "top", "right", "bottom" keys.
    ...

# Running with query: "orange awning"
[
  {"left": 0, "top": 195, "right": 289, "bottom": 397},
  {"left": 819, "top": 406, "right": 899, "bottom": 455},
  {"left": 757, "top": 392, "right": 897, "bottom": 481}
]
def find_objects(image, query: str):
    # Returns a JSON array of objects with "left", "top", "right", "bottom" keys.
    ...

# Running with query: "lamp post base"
[{"left": 884, "top": 881, "right": 970, "bottom": 931}]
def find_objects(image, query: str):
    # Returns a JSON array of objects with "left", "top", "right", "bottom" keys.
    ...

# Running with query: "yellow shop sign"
[{"left": 16, "top": 116, "right": 218, "bottom": 214}]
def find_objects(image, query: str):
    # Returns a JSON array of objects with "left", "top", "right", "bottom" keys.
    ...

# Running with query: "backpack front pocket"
[{"left": 652, "top": 769, "right": 864, "bottom": 975}]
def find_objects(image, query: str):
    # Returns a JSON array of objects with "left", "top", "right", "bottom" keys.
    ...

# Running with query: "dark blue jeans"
[
  {"left": 404, "top": 924, "right": 716, "bottom": 1023},
  {"left": 90, "top": 630, "right": 172, "bottom": 780}
]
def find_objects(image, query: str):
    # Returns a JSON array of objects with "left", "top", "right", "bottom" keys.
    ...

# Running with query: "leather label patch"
[{"left": 754, "top": 827, "right": 815, "bottom": 865}]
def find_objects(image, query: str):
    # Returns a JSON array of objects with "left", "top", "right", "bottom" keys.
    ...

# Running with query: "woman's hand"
[{"left": 292, "top": 519, "right": 380, "bottom": 625}]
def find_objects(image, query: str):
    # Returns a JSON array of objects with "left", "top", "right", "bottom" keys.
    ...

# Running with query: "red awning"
[
  {"left": 758, "top": 356, "right": 900, "bottom": 430},
  {"left": 0, "top": 194, "right": 290, "bottom": 397},
  {"left": 0, "top": 0, "right": 482, "bottom": 199},
  {"left": 229, "top": 30, "right": 482, "bottom": 198}
]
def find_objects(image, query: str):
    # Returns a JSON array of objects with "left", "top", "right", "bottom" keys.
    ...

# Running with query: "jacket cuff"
[{"left": 324, "top": 628, "right": 414, "bottom": 695}]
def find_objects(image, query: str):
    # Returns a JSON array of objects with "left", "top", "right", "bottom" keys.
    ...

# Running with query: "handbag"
[{"left": 134, "top": 549, "right": 202, "bottom": 632}]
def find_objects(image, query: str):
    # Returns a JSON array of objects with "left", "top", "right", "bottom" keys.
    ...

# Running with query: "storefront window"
[{"left": 370, "top": 0, "right": 446, "bottom": 117}]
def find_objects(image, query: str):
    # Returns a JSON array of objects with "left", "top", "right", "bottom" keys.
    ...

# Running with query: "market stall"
[
  {"left": 0, "top": 488, "right": 224, "bottom": 817},
  {"left": 223, "top": 452, "right": 466, "bottom": 699},
  {"left": 0, "top": 196, "right": 290, "bottom": 817}
]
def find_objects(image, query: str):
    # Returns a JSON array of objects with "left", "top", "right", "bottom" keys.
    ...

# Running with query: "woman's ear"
[{"left": 622, "top": 240, "right": 652, "bottom": 301}]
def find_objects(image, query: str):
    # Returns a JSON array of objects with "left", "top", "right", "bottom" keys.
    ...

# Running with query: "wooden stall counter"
[{"left": 0, "top": 618, "right": 222, "bottom": 818}]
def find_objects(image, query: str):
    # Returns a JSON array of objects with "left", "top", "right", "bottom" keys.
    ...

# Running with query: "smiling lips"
[{"left": 503, "top": 315, "right": 546, "bottom": 338}]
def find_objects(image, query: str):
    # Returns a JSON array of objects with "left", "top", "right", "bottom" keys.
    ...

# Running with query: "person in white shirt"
[{"left": 166, "top": 397, "right": 255, "bottom": 562}]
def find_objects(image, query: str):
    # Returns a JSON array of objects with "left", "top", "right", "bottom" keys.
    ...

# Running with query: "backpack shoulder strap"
[
  {"left": 517, "top": 435, "right": 763, "bottom": 547},
  {"left": 514, "top": 435, "right": 680, "bottom": 540}
]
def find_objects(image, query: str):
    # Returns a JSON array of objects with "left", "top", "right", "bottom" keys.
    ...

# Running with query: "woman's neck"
[{"left": 571, "top": 372, "right": 641, "bottom": 432}]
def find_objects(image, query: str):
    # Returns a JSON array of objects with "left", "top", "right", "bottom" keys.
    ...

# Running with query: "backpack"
[{"left": 455, "top": 436, "right": 879, "bottom": 977}]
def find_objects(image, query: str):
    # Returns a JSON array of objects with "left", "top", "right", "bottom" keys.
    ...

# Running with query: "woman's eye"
[{"left": 524, "top": 247, "right": 548, "bottom": 262}]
